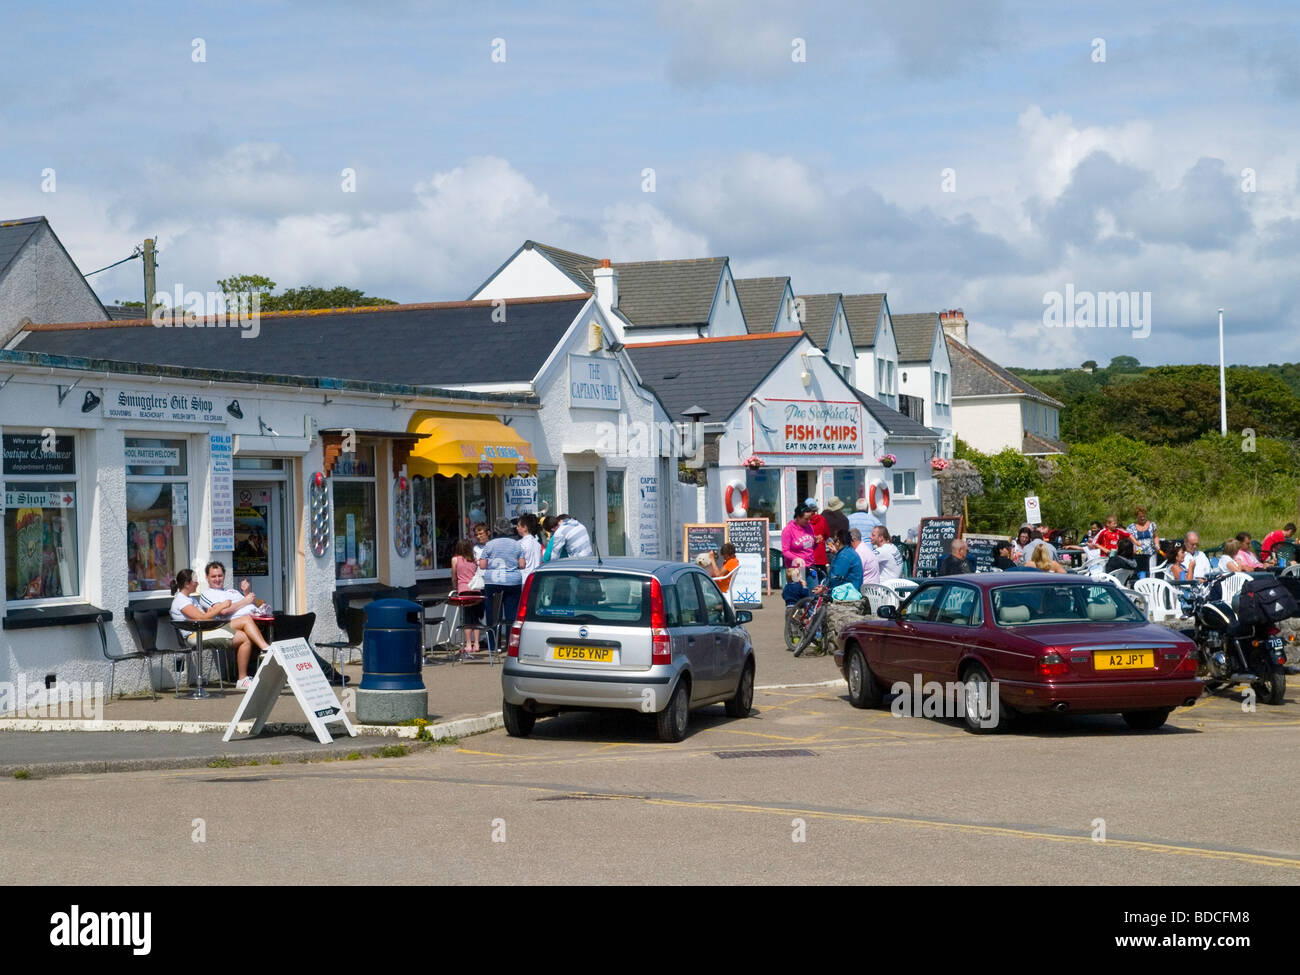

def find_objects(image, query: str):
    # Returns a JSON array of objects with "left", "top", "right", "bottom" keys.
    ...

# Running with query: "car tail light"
[
  {"left": 1038, "top": 650, "right": 1069, "bottom": 677},
  {"left": 1175, "top": 652, "right": 1199, "bottom": 673},
  {"left": 508, "top": 574, "right": 536, "bottom": 658},
  {"left": 650, "top": 577, "right": 671, "bottom": 665}
]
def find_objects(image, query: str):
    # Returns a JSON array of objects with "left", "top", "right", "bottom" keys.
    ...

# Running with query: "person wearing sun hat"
[{"left": 823, "top": 496, "right": 850, "bottom": 540}]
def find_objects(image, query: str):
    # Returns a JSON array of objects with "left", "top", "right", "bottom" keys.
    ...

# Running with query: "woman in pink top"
[
  {"left": 781, "top": 505, "right": 816, "bottom": 582},
  {"left": 451, "top": 537, "right": 483, "bottom": 656},
  {"left": 1234, "top": 533, "right": 1263, "bottom": 570}
]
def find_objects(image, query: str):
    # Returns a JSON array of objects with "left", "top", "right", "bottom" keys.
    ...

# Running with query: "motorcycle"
[{"left": 1186, "top": 573, "right": 1293, "bottom": 705}]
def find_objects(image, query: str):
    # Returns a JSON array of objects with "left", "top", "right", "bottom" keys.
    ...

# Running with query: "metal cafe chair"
[
  {"left": 104, "top": 612, "right": 156, "bottom": 701},
  {"left": 316, "top": 606, "right": 366, "bottom": 687},
  {"left": 455, "top": 590, "right": 504, "bottom": 665}
]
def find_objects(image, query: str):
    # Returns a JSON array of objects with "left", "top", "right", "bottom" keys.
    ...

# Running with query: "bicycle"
[{"left": 785, "top": 588, "right": 830, "bottom": 657}]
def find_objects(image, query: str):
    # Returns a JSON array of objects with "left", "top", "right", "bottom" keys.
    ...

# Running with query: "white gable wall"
[
  {"left": 825, "top": 303, "right": 856, "bottom": 381},
  {"left": 0, "top": 224, "right": 106, "bottom": 338},
  {"left": 707, "top": 264, "right": 747, "bottom": 338},
  {"left": 471, "top": 248, "right": 586, "bottom": 301},
  {"left": 952, "top": 395, "right": 1024, "bottom": 454}
]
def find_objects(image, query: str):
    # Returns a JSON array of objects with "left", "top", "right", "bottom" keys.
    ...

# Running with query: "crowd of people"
[
  {"left": 780, "top": 497, "right": 904, "bottom": 604},
  {"left": 450, "top": 512, "right": 594, "bottom": 657}
]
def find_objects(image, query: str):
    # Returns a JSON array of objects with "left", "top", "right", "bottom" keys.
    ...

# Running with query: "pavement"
[{"left": 0, "top": 597, "right": 837, "bottom": 776}]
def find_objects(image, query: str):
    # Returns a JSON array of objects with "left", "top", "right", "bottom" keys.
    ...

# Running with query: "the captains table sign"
[{"left": 223, "top": 638, "right": 356, "bottom": 744}]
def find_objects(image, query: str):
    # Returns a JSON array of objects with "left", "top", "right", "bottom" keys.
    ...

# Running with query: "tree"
[
  {"left": 216, "top": 274, "right": 395, "bottom": 311},
  {"left": 1081, "top": 359, "right": 1097, "bottom": 371},
  {"left": 1109, "top": 355, "right": 1140, "bottom": 370}
]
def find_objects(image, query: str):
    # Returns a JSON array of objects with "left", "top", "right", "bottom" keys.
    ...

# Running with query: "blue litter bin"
[{"left": 360, "top": 599, "right": 424, "bottom": 692}]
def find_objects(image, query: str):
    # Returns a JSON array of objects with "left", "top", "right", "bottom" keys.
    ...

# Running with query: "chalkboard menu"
[
  {"left": 683, "top": 523, "right": 726, "bottom": 564},
  {"left": 962, "top": 534, "right": 1003, "bottom": 573},
  {"left": 913, "top": 516, "right": 963, "bottom": 576},
  {"left": 725, "top": 518, "right": 770, "bottom": 602}
]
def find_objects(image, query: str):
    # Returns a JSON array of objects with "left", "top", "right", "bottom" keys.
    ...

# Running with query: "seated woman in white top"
[{"left": 171, "top": 567, "right": 269, "bottom": 690}]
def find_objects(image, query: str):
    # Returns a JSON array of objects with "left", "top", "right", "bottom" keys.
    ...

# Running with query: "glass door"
[{"left": 231, "top": 483, "right": 284, "bottom": 609}]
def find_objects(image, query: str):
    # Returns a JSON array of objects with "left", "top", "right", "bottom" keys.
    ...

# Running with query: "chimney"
[
  {"left": 939, "top": 307, "right": 967, "bottom": 346},
  {"left": 593, "top": 258, "right": 618, "bottom": 312}
]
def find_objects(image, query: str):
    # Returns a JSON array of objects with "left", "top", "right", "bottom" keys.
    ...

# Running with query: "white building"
[
  {"left": 889, "top": 312, "right": 954, "bottom": 458},
  {"left": 942, "top": 309, "right": 1066, "bottom": 456},
  {"left": 794, "top": 293, "right": 857, "bottom": 383},
  {"left": 470, "top": 240, "right": 747, "bottom": 344},
  {"left": 841, "top": 293, "right": 900, "bottom": 410},
  {"left": 735, "top": 276, "right": 802, "bottom": 333}
]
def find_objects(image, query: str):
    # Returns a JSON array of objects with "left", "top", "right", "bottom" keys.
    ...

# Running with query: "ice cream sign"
[{"left": 751, "top": 399, "right": 863, "bottom": 455}]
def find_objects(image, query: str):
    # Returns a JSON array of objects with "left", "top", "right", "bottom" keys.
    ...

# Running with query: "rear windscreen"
[{"left": 525, "top": 573, "right": 651, "bottom": 626}]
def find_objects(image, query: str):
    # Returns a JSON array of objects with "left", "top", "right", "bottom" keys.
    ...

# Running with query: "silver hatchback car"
[{"left": 501, "top": 558, "right": 757, "bottom": 741}]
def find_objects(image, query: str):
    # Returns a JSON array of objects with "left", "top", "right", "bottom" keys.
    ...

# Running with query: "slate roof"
[
  {"left": 0, "top": 217, "right": 45, "bottom": 281},
  {"left": 527, "top": 241, "right": 599, "bottom": 291},
  {"left": 16, "top": 295, "right": 590, "bottom": 387},
  {"left": 1023, "top": 432, "right": 1069, "bottom": 455},
  {"left": 626, "top": 332, "right": 803, "bottom": 422},
  {"left": 735, "top": 277, "right": 790, "bottom": 333},
  {"left": 841, "top": 293, "right": 885, "bottom": 347},
  {"left": 890, "top": 312, "right": 941, "bottom": 363},
  {"left": 795, "top": 293, "right": 841, "bottom": 348},
  {"left": 614, "top": 257, "right": 727, "bottom": 329},
  {"left": 948, "top": 337, "right": 1063, "bottom": 407},
  {"left": 104, "top": 304, "right": 149, "bottom": 320},
  {"left": 850, "top": 388, "right": 940, "bottom": 440}
]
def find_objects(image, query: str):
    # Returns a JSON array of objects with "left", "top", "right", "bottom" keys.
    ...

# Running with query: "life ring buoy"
[
  {"left": 868, "top": 478, "right": 890, "bottom": 515},
  {"left": 725, "top": 479, "right": 749, "bottom": 518}
]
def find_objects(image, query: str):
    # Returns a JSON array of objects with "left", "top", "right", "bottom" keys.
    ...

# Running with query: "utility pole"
[
  {"left": 1218, "top": 307, "right": 1227, "bottom": 436},
  {"left": 142, "top": 238, "right": 157, "bottom": 319}
]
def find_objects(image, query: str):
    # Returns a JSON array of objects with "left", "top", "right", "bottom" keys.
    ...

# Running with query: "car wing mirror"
[
  {"left": 877, "top": 604, "right": 898, "bottom": 620},
  {"left": 734, "top": 610, "right": 753, "bottom": 625}
]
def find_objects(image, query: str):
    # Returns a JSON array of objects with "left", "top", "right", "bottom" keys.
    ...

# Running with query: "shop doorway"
[
  {"left": 796, "top": 470, "right": 819, "bottom": 508},
  {"left": 231, "top": 482, "right": 286, "bottom": 610},
  {"left": 567, "top": 470, "right": 597, "bottom": 543}
]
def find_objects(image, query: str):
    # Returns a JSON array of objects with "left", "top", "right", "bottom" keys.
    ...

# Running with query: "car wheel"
[
  {"left": 1122, "top": 708, "right": 1172, "bottom": 731},
  {"left": 961, "top": 664, "right": 1002, "bottom": 734},
  {"left": 502, "top": 700, "right": 535, "bottom": 737},
  {"left": 1252, "top": 669, "right": 1286, "bottom": 706},
  {"left": 656, "top": 678, "right": 690, "bottom": 742},
  {"left": 725, "top": 660, "right": 755, "bottom": 718},
  {"left": 845, "top": 643, "right": 881, "bottom": 709}
]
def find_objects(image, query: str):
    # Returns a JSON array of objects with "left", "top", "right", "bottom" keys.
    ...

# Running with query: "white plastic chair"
[
  {"left": 859, "top": 583, "right": 900, "bottom": 614},
  {"left": 1280, "top": 564, "right": 1300, "bottom": 579},
  {"left": 1148, "top": 558, "right": 1170, "bottom": 580},
  {"left": 716, "top": 565, "right": 739, "bottom": 608},
  {"left": 1133, "top": 578, "right": 1183, "bottom": 622},
  {"left": 1218, "top": 572, "right": 1249, "bottom": 605},
  {"left": 1099, "top": 572, "right": 1130, "bottom": 589},
  {"left": 882, "top": 577, "right": 918, "bottom": 598}
]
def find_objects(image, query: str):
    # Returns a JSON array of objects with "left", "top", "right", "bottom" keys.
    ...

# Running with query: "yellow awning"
[{"left": 406, "top": 412, "right": 537, "bottom": 478}]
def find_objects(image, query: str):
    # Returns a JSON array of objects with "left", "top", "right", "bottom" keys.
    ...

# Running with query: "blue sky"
[{"left": 4, "top": 0, "right": 1300, "bottom": 367}]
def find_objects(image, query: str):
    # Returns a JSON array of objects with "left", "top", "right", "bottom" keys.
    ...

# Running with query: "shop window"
[
  {"left": 892, "top": 470, "right": 917, "bottom": 498},
  {"left": 3, "top": 431, "right": 79, "bottom": 602},
  {"left": 412, "top": 475, "right": 435, "bottom": 571},
  {"left": 606, "top": 470, "right": 626, "bottom": 556},
  {"left": 433, "top": 475, "right": 460, "bottom": 568},
  {"left": 464, "top": 475, "right": 493, "bottom": 532},
  {"left": 333, "top": 445, "right": 377, "bottom": 582},
  {"left": 126, "top": 437, "right": 190, "bottom": 595},
  {"left": 537, "top": 469, "right": 557, "bottom": 519},
  {"left": 745, "top": 468, "right": 780, "bottom": 527},
  {"left": 234, "top": 457, "right": 284, "bottom": 471},
  {"left": 833, "top": 468, "right": 865, "bottom": 509}
]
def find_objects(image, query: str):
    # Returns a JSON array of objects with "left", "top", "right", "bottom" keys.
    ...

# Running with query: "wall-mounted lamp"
[
  {"left": 801, "top": 347, "right": 826, "bottom": 360},
  {"left": 80, "top": 390, "right": 101, "bottom": 413},
  {"left": 226, "top": 400, "right": 243, "bottom": 420},
  {"left": 800, "top": 370, "right": 812, "bottom": 388}
]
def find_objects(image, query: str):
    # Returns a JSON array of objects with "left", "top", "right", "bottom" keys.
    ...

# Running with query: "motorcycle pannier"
[
  {"left": 1236, "top": 574, "right": 1298, "bottom": 626},
  {"left": 1197, "top": 600, "right": 1237, "bottom": 632}
]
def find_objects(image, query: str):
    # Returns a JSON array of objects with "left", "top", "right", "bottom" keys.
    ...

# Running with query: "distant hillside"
[{"left": 1006, "top": 357, "right": 1300, "bottom": 446}]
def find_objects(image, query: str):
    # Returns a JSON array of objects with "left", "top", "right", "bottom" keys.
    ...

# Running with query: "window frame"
[
  {"left": 3, "top": 428, "right": 83, "bottom": 605},
  {"left": 124, "top": 435, "right": 192, "bottom": 599},
  {"left": 891, "top": 469, "right": 918, "bottom": 498},
  {"left": 332, "top": 442, "right": 379, "bottom": 585}
]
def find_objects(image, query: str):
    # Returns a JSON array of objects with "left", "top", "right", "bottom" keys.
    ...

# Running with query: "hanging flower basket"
[
  {"left": 877, "top": 453, "right": 897, "bottom": 468},
  {"left": 742, "top": 455, "right": 765, "bottom": 470},
  {"left": 930, "top": 457, "right": 950, "bottom": 471}
]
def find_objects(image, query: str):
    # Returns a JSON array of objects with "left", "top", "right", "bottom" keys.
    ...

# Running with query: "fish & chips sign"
[{"left": 752, "top": 399, "right": 863, "bottom": 455}]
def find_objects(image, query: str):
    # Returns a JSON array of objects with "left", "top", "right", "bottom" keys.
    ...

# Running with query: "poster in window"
[{"left": 233, "top": 505, "right": 270, "bottom": 577}]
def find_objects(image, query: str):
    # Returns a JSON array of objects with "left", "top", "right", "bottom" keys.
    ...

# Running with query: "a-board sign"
[
  {"left": 962, "top": 533, "right": 1004, "bottom": 573},
  {"left": 724, "top": 517, "right": 770, "bottom": 604},
  {"left": 913, "top": 516, "right": 964, "bottom": 576},
  {"left": 223, "top": 638, "right": 356, "bottom": 744},
  {"left": 682, "top": 523, "right": 726, "bottom": 564}
]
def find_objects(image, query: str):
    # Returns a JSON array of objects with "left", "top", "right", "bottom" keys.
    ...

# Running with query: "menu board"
[
  {"left": 725, "top": 517, "right": 770, "bottom": 603},
  {"left": 209, "top": 433, "right": 234, "bottom": 551},
  {"left": 913, "top": 516, "right": 963, "bottom": 576},
  {"left": 963, "top": 534, "right": 1002, "bottom": 573},
  {"left": 683, "top": 523, "right": 726, "bottom": 564}
]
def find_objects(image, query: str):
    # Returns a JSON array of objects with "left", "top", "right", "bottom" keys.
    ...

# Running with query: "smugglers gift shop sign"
[
  {"left": 751, "top": 399, "right": 863, "bottom": 455},
  {"left": 105, "top": 388, "right": 226, "bottom": 424}
]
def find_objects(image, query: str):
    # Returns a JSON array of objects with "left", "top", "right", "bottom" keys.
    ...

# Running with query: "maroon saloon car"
[{"left": 834, "top": 574, "right": 1203, "bottom": 732}]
